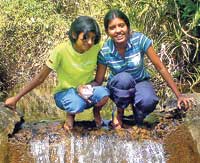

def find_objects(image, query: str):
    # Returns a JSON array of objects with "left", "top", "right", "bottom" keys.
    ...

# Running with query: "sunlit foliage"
[{"left": 0, "top": 0, "right": 199, "bottom": 97}]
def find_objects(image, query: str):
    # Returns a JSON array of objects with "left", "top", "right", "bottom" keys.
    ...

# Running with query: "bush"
[
  {"left": 0, "top": 0, "right": 199, "bottom": 95},
  {"left": 0, "top": 0, "right": 68, "bottom": 90}
]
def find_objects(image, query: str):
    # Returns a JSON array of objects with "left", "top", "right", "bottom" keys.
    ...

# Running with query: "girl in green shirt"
[{"left": 5, "top": 16, "right": 110, "bottom": 131}]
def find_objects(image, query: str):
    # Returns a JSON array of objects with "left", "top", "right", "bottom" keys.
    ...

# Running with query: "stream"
[
  {"left": 1, "top": 87, "right": 200, "bottom": 163},
  {"left": 6, "top": 116, "right": 200, "bottom": 163}
]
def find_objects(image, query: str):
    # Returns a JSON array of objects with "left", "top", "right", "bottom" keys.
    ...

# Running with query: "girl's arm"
[
  {"left": 146, "top": 46, "right": 194, "bottom": 109},
  {"left": 91, "top": 63, "right": 107, "bottom": 86},
  {"left": 4, "top": 65, "right": 52, "bottom": 110}
]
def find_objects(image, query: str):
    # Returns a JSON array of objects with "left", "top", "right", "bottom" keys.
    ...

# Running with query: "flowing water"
[
  {"left": 6, "top": 119, "right": 200, "bottom": 163},
  {"left": 6, "top": 121, "right": 168, "bottom": 163},
  {"left": 30, "top": 134, "right": 165, "bottom": 163}
]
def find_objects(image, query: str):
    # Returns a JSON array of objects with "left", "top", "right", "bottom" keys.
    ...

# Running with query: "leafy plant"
[
  {"left": 0, "top": 0, "right": 199, "bottom": 97},
  {"left": 186, "top": 65, "right": 200, "bottom": 92},
  {"left": 0, "top": 0, "right": 68, "bottom": 90}
]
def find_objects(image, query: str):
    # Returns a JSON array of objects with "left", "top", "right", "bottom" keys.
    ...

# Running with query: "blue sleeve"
[
  {"left": 97, "top": 51, "right": 107, "bottom": 65},
  {"left": 139, "top": 33, "right": 152, "bottom": 52}
]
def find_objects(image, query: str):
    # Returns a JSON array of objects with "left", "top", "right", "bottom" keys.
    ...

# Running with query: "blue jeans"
[
  {"left": 107, "top": 72, "right": 159, "bottom": 124},
  {"left": 133, "top": 80, "right": 159, "bottom": 123},
  {"left": 54, "top": 86, "right": 110, "bottom": 114}
]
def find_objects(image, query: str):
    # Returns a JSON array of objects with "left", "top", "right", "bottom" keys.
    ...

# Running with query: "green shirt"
[{"left": 46, "top": 40, "right": 101, "bottom": 93}]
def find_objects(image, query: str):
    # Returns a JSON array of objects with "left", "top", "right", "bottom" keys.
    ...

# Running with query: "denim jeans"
[
  {"left": 54, "top": 86, "right": 110, "bottom": 114},
  {"left": 107, "top": 72, "right": 159, "bottom": 124}
]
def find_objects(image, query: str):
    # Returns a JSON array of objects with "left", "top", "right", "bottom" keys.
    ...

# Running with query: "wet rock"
[
  {"left": 183, "top": 93, "right": 200, "bottom": 156},
  {"left": 143, "top": 112, "right": 160, "bottom": 125},
  {"left": 0, "top": 133, "right": 9, "bottom": 163},
  {"left": 0, "top": 102, "right": 21, "bottom": 135},
  {"left": 19, "top": 91, "right": 66, "bottom": 122},
  {"left": 0, "top": 91, "right": 7, "bottom": 102},
  {"left": 0, "top": 102, "right": 21, "bottom": 163}
]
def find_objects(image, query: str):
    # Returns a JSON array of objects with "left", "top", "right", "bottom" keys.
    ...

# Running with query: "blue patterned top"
[{"left": 98, "top": 32, "right": 152, "bottom": 82}]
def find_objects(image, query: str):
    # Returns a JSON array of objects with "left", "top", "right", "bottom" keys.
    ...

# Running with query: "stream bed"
[
  {"left": 6, "top": 114, "right": 200, "bottom": 163},
  {"left": 1, "top": 92, "right": 200, "bottom": 163}
]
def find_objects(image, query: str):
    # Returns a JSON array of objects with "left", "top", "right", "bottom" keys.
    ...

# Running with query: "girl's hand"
[
  {"left": 177, "top": 94, "right": 195, "bottom": 110},
  {"left": 4, "top": 96, "right": 18, "bottom": 112}
]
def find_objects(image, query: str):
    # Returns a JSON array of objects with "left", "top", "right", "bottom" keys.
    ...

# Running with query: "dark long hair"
[
  {"left": 104, "top": 9, "right": 130, "bottom": 32},
  {"left": 68, "top": 16, "right": 101, "bottom": 45}
]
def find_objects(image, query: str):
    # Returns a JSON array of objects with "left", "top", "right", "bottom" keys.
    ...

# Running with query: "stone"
[{"left": 0, "top": 102, "right": 21, "bottom": 163}]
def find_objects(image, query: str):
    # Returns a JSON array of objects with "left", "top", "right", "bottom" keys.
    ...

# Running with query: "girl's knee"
[
  {"left": 91, "top": 86, "right": 109, "bottom": 105},
  {"left": 54, "top": 88, "right": 86, "bottom": 114},
  {"left": 108, "top": 72, "right": 136, "bottom": 89}
]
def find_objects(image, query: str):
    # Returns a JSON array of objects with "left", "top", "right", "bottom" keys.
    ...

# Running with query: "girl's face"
[
  {"left": 106, "top": 17, "right": 129, "bottom": 46},
  {"left": 73, "top": 32, "right": 96, "bottom": 53}
]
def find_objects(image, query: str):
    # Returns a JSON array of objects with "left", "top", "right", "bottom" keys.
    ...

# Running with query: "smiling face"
[
  {"left": 73, "top": 32, "right": 96, "bottom": 53},
  {"left": 106, "top": 17, "right": 129, "bottom": 46}
]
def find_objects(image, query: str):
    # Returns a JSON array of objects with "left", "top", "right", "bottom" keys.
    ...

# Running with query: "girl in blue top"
[{"left": 92, "top": 9, "right": 194, "bottom": 129}]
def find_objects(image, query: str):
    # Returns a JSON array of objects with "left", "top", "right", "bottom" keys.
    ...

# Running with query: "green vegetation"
[{"left": 0, "top": 0, "right": 199, "bottom": 98}]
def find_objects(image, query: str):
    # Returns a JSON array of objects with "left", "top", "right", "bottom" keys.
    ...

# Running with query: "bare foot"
[
  {"left": 112, "top": 117, "right": 122, "bottom": 129},
  {"left": 112, "top": 108, "right": 124, "bottom": 130},
  {"left": 63, "top": 113, "right": 75, "bottom": 131}
]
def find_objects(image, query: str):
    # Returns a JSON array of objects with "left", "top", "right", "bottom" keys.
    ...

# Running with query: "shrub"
[{"left": 0, "top": 0, "right": 68, "bottom": 90}]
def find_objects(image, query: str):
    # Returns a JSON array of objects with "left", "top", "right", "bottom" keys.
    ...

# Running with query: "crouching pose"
[
  {"left": 93, "top": 9, "right": 193, "bottom": 129},
  {"left": 4, "top": 16, "right": 110, "bottom": 130}
]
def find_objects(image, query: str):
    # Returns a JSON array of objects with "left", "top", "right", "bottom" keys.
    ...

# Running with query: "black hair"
[
  {"left": 68, "top": 16, "right": 101, "bottom": 45},
  {"left": 104, "top": 9, "right": 130, "bottom": 32}
]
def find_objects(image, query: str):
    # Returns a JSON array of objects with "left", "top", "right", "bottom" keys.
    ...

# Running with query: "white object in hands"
[{"left": 81, "top": 85, "right": 93, "bottom": 99}]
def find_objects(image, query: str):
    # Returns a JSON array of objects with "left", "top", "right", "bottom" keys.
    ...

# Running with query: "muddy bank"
[
  {"left": 163, "top": 93, "right": 200, "bottom": 162},
  {"left": 164, "top": 124, "right": 200, "bottom": 163}
]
